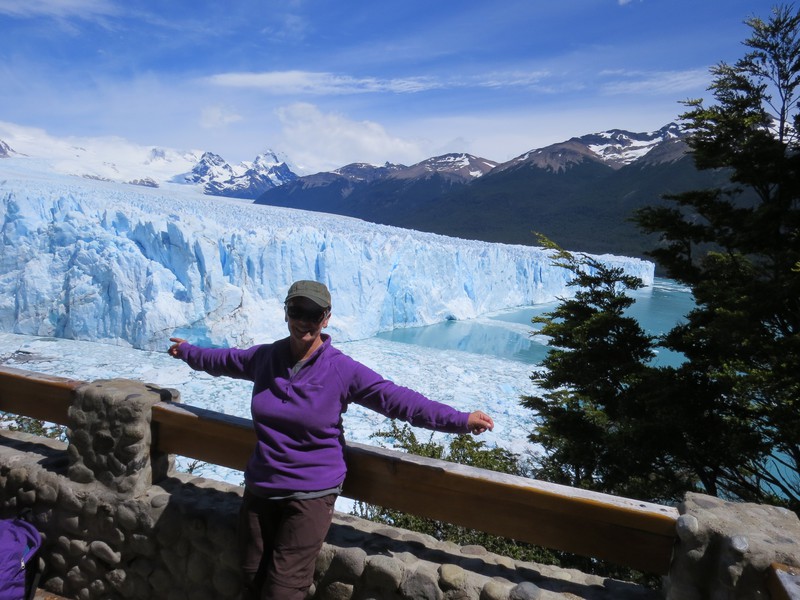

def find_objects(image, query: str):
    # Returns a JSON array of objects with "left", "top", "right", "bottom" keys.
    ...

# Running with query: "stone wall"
[
  {"left": 0, "top": 378, "right": 663, "bottom": 600},
  {"left": 0, "top": 378, "right": 245, "bottom": 599},
  {"left": 0, "top": 377, "right": 798, "bottom": 599},
  {"left": 666, "top": 493, "right": 800, "bottom": 600},
  {"left": 0, "top": 442, "right": 243, "bottom": 599},
  {"left": 0, "top": 429, "right": 659, "bottom": 600}
]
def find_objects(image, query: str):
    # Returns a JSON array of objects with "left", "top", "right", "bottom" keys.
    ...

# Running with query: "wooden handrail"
[
  {"left": 151, "top": 402, "right": 255, "bottom": 469},
  {"left": 150, "top": 402, "right": 678, "bottom": 573},
  {"left": 767, "top": 563, "right": 800, "bottom": 600},
  {"left": 0, "top": 365, "right": 678, "bottom": 574},
  {"left": 0, "top": 366, "right": 81, "bottom": 425},
  {"left": 343, "top": 442, "right": 677, "bottom": 573}
]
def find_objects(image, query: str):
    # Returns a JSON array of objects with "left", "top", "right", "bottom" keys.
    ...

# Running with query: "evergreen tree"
[
  {"left": 520, "top": 244, "right": 701, "bottom": 501},
  {"left": 0, "top": 414, "right": 65, "bottom": 440},
  {"left": 635, "top": 5, "right": 800, "bottom": 508},
  {"left": 519, "top": 233, "right": 774, "bottom": 505}
]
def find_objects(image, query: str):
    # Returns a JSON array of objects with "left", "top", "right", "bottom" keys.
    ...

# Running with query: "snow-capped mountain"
[
  {"left": 500, "top": 123, "right": 685, "bottom": 174},
  {"left": 179, "top": 150, "right": 297, "bottom": 199},
  {"left": 0, "top": 121, "right": 297, "bottom": 200},
  {"left": 256, "top": 126, "right": 683, "bottom": 217},
  {"left": 282, "top": 153, "right": 495, "bottom": 193},
  {"left": 0, "top": 120, "right": 683, "bottom": 207},
  {"left": 334, "top": 162, "right": 407, "bottom": 183},
  {"left": 334, "top": 153, "right": 497, "bottom": 183},
  {"left": 582, "top": 122, "right": 683, "bottom": 165},
  {"left": 254, "top": 123, "right": 721, "bottom": 261},
  {"left": 391, "top": 153, "right": 498, "bottom": 181},
  {"left": 180, "top": 151, "right": 235, "bottom": 185},
  {"left": 254, "top": 153, "right": 497, "bottom": 217}
]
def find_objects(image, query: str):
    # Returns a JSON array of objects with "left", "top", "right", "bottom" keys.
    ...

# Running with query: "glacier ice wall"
[{"left": 0, "top": 159, "right": 654, "bottom": 351}]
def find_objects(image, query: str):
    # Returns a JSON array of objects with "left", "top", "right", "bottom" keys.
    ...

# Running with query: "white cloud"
[
  {"left": 258, "top": 12, "right": 310, "bottom": 43},
  {"left": 273, "top": 103, "right": 424, "bottom": 173},
  {"left": 0, "top": 0, "right": 117, "bottom": 18},
  {"left": 204, "top": 71, "right": 442, "bottom": 95},
  {"left": 468, "top": 70, "right": 551, "bottom": 90},
  {"left": 199, "top": 106, "right": 243, "bottom": 129},
  {"left": 203, "top": 69, "right": 560, "bottom": 97},
  {"left": 599, "top": 68, "right": 711, "bottom": 95}
]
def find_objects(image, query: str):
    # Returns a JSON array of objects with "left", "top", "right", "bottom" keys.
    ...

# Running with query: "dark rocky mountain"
[
  {"left": 254, "top": 153, "right": 497, "bottom": 224},
  {"left": 255, "top": 124, "right": 732, "bottom": 261},
  {"left": 0, "top": 140, "right": 15, "bottom": 158},
  {"left": 127, "top": 177, "right": 159, "bottom": 188}
]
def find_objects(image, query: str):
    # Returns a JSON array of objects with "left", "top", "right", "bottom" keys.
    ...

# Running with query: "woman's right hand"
[
  {"left": 467, "top": 411, "right": 494, "bottom": 435},
  {"left": 168, "top": 337, "right": 186, "bottom": 357}
]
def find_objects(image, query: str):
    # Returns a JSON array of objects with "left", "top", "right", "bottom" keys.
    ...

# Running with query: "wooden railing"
[
  {"left": 3, "top": 364, "right": 798, "bottom": 596},
  {"left": 153, "top": 401, "right": 679, "bottom": 573},
  {"left": 1, "top": 365, "right": 679, "bottom": 575},
  {"left": 0, "top": 365, "right": 677, "bottom": 573}
]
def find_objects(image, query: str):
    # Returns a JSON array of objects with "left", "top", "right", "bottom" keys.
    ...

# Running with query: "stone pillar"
[
  {"left": 666, "top": 492, "right": 800, "bottom": 600},
  {"left": 66, "top": 379, "right": 178, "bottom": 496}
]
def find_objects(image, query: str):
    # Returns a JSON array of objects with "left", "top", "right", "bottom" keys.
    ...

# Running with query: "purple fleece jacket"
[{"left": 176, "top": 334, "right": 471, "bottom": 495}]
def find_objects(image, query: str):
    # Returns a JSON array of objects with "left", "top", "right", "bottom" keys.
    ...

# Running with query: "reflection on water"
[{"left": 375, "top": 278, "right": 695, "bottom": 367}]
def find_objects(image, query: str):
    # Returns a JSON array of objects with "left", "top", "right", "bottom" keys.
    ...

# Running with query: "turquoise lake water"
[{"left": 376, "top": 278, "right": 695, "bottom": 367}]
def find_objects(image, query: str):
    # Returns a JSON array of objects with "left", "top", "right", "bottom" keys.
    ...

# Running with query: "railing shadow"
[
  {"left": 326, "top": 518, "right": 661, "bottom": 598},
  {"left": 0, "top": 430, "right": 69, "bottom": 474}
]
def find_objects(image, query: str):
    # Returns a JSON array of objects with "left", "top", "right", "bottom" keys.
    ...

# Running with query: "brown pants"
[{"left": 238, "top": 490, "right": 336, "bottom": 600}]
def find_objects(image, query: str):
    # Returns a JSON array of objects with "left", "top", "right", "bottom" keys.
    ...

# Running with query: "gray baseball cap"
[{"left": 284, "top": 280, "right": 331, "bottom": 308}]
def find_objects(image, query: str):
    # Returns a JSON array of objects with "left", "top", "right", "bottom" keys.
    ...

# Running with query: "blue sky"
[{"left": 0, "top": 0, "right": 777, "bottom": 174}]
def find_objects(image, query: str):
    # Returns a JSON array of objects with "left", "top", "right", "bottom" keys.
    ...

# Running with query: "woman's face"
[{"left": 285, "top": 297, "right": 330, "bottom": 344}]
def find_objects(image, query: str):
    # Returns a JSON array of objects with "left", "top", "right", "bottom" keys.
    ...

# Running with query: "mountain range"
[
  {"left": 0, "top": 127, "right": 296, "bottom": 199},
  {"left": 254, "top": 123, "right": 732, "bottom": 261},
  {"left": 181, "top": 150, "right": 297, "bottom": 199},
  {"left": 0, "top": 122, "right": 732, "bottom": 261}
]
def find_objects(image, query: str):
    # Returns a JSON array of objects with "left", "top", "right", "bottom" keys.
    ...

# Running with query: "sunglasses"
[{"left": 286, "top": 305, "right": 328, "bottom": 324}]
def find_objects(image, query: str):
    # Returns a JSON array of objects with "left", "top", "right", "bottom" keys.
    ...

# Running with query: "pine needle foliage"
[{"left": 634, "top": 4, "right": 800, "bottom": 509}]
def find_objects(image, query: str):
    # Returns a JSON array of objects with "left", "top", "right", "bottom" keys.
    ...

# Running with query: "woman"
[{"left": 168, "top": 280, "right": 494, "bottom": 600}]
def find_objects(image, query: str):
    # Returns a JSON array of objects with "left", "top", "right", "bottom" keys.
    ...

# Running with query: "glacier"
[{"left": 0, "top": 158, "right": 654, "bottom": 352}]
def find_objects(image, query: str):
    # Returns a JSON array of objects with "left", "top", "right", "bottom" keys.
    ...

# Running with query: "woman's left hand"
[
  {"left": 467, "top": 411, "right": 494, "bottom": 435},
  {"left": 168, "top": 337, "right": 186, "bottom": 357}
]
